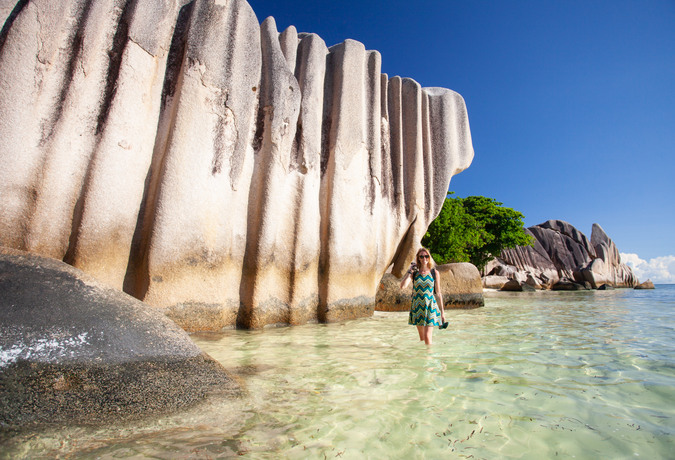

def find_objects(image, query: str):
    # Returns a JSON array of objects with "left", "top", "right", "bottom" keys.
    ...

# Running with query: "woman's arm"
[
  {"left": 400, "top": 268, "right": 414, "bottom": 289},
  {"left": 400, "top": 262, "right": 417, "bottom": 289}
]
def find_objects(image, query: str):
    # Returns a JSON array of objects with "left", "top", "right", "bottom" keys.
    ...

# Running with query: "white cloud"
[{"left": 620, "top": 253, "right": 675, "bottom": 284}]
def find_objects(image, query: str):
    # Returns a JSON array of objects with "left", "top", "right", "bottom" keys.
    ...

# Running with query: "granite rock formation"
[
  {"left": 376, "top": 262, "right": 484, "bottom": 311},
  {"left": 0, "top": 0, "right": 474, "bottom": 329},
  {"left": 485, "top": 220, "right": 638, "bottom": 290},
  {"left": 0, "top": 248, "right": 237, "bottom": 430},
  {"left": 634, "top": 280, "right": 655, "bottom": 290}
]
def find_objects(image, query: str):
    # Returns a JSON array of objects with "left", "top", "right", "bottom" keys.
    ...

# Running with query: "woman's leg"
[
  {"left": 423, "top": 326, "right": 433, "bottom": 345},
  {"left": 416, "top": 325, "right": 424, "bottom": 341}
]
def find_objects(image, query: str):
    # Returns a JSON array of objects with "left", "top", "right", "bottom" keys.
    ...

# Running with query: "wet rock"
[
  {"left": 551, "top": 280, "right": 589, "bottom": 291},
  {"left": 0, "top": 248, "right": 237, "bottom": 431},
  {"left": 500, "top": 279, "right": 523, "bottom": 291},
  {"left": 499, "top": 279, "right": 537, "bottom": 292}
]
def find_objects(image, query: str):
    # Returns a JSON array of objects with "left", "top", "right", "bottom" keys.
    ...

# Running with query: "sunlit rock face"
[
  {"left": 0, "top": 0, "right": 474, "bottom": 329},
  {"left": 582, "top": 223, "right": 638, "bottom": 288}
]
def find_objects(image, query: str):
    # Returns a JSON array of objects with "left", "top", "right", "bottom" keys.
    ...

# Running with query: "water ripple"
[{"left": 4, "top": 286, "right": 675, "bottom": 459}]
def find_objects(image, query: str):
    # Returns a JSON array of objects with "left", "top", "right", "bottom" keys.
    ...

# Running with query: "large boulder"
[
  {"left": 0, "top": 248, "right": 237, "bottom": 431},
  {"left": 0, "top": 0, "right": 474, "bottom": 329},
  {"left": 634, "top": 280, "right": 655, "bottom": 290},
  {"left": 491, "top": 227, "right": 559, "bottom": 288},
  {"left": 551, "top": 279, "right": 590, "bottom": 291},
  {"left": 437, "top": 263, "right": 484, "bottom": 307},
  {"left": 375, "top": 273, "right": 412, "bottom": 312},
  {"left": 579, "top": 224, "right": 639, "bottom": 288},
  {"left": 482, "top": 275, "right": 510, "bottom": 290},
  {"left": 528, "top": 220, "right": 594, "bottom": 282},
  {"left": 375, "top": 262, "right": 483, "bottom": 311}
]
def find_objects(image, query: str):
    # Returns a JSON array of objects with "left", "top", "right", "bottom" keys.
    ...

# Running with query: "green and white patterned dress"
[{"left": 408, "top": 271, "right": 441, "bottom": 326}]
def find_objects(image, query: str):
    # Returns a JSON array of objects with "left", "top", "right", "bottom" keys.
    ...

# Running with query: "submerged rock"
[{"left": 0, "top": 248, "right": 237, "bottom": 431}]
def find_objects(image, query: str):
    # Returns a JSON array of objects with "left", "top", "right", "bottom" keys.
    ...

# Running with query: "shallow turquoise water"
[{"left": 5, "top": 286, "right": 675, "bottom": 459}]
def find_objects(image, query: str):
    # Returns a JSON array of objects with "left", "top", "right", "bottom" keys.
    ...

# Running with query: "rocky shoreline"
[{"left": 484, "top": 220, "right": 643, "bottom": 291}]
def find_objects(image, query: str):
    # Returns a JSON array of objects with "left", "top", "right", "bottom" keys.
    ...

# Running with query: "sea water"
[{"left": 3, "top": 286, "right": 674, "bottom": 459}]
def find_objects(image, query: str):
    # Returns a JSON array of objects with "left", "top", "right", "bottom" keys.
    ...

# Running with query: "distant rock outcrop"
[
  {"left": 485, "top": 220, "right": 638, "bottom": 290},
  {"left": 0, "top": 248, "right": 236, "bottom": 430},
  {"left": 634, "top": 280, "right": 655, "bottom": 290},
  {"left": 0, "top": 0, "right": 474, "bottom": 329}
]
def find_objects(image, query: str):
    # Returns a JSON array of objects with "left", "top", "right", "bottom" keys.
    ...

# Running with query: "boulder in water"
[
  {"left": 634, "top": 280, "right": 655, "bottom": 290},
  {"left": 551, "top": 279, "right": 589, "bottom": 291},
  {"left": 0, "top": 248, "right": 237, "bottom": 431}
]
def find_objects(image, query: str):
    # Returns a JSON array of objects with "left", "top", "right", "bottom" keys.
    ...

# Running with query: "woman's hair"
[{"left": 415, "top": 247, "right": 435, "bottom": 268}]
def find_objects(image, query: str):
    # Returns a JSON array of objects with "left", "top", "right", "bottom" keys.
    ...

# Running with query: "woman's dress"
[{"left": 408, "top": 271, "right": 441, "bottom": 326}]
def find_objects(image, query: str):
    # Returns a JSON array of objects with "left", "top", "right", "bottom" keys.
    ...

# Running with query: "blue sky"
[{"left": 248, "top": 0, "right": 675, "bottom": 281}]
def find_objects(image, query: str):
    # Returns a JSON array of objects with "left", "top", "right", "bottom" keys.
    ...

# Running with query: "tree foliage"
[{"left": 422, "top": 193, "right": 533, "bottom": 271}]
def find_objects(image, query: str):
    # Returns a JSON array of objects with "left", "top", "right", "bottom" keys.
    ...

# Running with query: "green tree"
[{"left": 422, "top": 193, "right": 533, "bottom": 272}]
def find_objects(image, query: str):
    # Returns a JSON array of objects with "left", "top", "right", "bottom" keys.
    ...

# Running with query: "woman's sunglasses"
[{"left": 418, "top": 254, "right": 430, "bottom": 259}]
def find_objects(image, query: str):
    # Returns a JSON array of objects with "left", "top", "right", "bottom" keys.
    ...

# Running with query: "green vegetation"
[{"left": 422, "top": 193, "right": 534, "bottom": 271}]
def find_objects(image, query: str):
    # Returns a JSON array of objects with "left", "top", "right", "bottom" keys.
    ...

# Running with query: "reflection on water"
[{"left": 4, "top": 286, "right": 675, "bottom": 459}]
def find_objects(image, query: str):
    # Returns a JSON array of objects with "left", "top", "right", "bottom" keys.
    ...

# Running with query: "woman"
[{"left": 400, "top": 247, "right": 445, "bottom": 345}]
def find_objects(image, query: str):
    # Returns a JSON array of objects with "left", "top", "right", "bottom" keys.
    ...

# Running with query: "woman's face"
[{"left": 417, "top": 251, "right": 430, "bottom": 267}]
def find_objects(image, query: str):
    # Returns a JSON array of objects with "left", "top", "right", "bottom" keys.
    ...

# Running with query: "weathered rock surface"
[
  {"left": 482, "top": 275, "right": 510, "bottom": 290},
  {"left": 580, "top": 224, "right": 638, "bottom": 288},
  {"left": 488, "top": 220, "right": 638, "bottom": 290},
  {"left": 634, "top": 280, "right": 655, "bottom": 290},
  {"left": 375, "top": 262, "right": 484, "bottom": 311},
  {"left": 0, "top": 248, "right": 237, "bottom": 431},
  {"left": 0, "top": 0, "right": 474, "bottom": 329}
]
